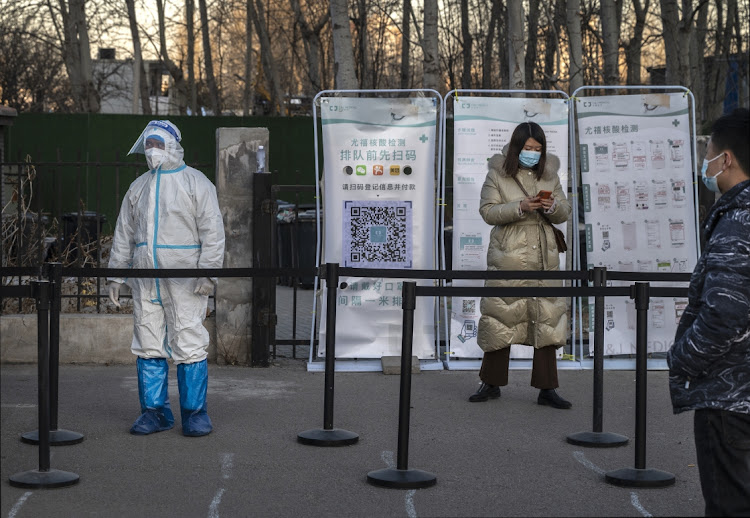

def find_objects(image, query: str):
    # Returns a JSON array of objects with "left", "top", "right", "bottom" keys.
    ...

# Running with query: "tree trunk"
[
  {"left": 187, "top": 0, "right": 198, "bottom": 114},
  {"left": 198, "top": 0, "right": 220, "bottom": 114},
  {"left": 356, "top": 0, "right": 371, "bottom": 88},
  {"left": 624, "top": 0, "right": 648, "bottom": 85},
  {"left": 507, "top": 0, "right": 525, "bottom": 90},
  {"left": 525, "top": 0, "right": 540, "bottom": 89},
  {"left": 422, "top": 0, "right": 439, "bottom": 91},
  {"left": 329, "top": 0, "right": 358, "bottom": 89},
  {"left": 566, "top": 0, "right": 583, "bottom": 93},
  {"left": 156, "top": 0, "right": 188, "bottom": 113},
  {"left": 253, "top": 0, "right": 285, "bottom": 115},
  {"left": 600, "top": 0, "right": 621, "bottom": 85},
  {"left": 400, "top": 0, "right": 412, "bottom": 89},
  {"left": 243, "top": 0, "right": 252, "bottom": 116},
  {"left": 482, "top": 0, "right": 500, "bottom": 89},
  {"left": 542, "top": 0, "right": 566, "bottom": 90},
  {"left": 125, "top": 0, "right": 151, "bottom": 114},
  {"left": 460, "top": 0, "right": 473, "bottom": 88},
  {"left": 290, "top": 0, "right": 327, "bottom": 95},
  {"left": 56, "top": 0, "right": 100, "bottom": 112}
]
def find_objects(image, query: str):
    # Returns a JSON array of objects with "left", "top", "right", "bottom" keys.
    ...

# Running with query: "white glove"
[
  {"left": 194, "top": 278, "right": 215, "bottom": 296},
  {"left": 108, "top": 281, "right": 122, "bottom": 308}
]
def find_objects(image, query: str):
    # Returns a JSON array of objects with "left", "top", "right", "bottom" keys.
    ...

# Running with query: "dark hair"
[
  {"left": 711, "top": 108, "right": 750, "bottom": 177},
  {"left": 503, "top": 122, "right": 547, "bottom": 179}
]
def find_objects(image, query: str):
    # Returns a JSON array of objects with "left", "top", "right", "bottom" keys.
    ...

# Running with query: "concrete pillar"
[{"left": 215, "top": 128, "right": 269, "bottom": 365}]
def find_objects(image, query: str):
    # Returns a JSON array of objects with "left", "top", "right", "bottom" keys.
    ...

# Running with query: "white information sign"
[
  {"left": 450, "top": 96, "right": 570, "bottom": 358},
  {"left": 318, "top": 96, "right": 438, "bottom": 359},
  {"left": 577, "top": 93, "right": 697, "bottom": 355}
]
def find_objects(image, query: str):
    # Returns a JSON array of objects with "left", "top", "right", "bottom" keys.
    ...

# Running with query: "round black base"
[
  {"left": 22, "top": 429, "right": 85, "bottom": 446},
  {"left": 605, "top": 467, "right": 676, "bottom": 488},
  {"left": 566, "top": 431, "right": 629, "bottom": 448},
  {"left": 367, "top": 468, "right": 437, "bottom": 489},
  {"left": 9, "top": 469, "right": 79, "bottom": 489},
  {"left": 297, "top": 428, "right": 359, "bottom": 447}
]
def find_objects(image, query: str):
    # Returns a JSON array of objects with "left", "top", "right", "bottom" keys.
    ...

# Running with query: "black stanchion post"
[
  {"left": 22, "top": 263, "right": 84, "bottom": 446},
  {"left": 10, "top": 280, "right": 79, "bottom": 489},
  {"left": 567, "top": 267, "right": 628, "bottom": 447},
  {"left": 605, "top": 282, "right": 675, "bottom": 488},
  {"left": 297, "top": 263, "right": 359, "bottom": 446},
  {"left": 367, "top": 282, "right": 436, "bottom": 489}
]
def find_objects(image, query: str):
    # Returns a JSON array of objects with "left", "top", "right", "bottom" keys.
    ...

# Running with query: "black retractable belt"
[
  {"left": 297, "top": 263, "right": 359, "bottom": 446},
  {"left": 605, "top": 282, "right": 675, "bottom": 488},
  {"left": 567, "top": 267, "right": 628, "bottom": 448},
  {"left": 9, "top": 280, "right": 80, "bottom": 489},
  {"left": 22, "top": 263, "right": 85, "bottom": 446},
  {"left": 367, "top": 281, "right": 436, "bottom": 489}
]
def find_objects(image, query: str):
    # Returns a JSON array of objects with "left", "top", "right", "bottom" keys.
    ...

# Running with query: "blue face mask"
[
  {"left": 519, "top": 150, "right": 542, "bottom": 168},
  {"left": 701, "top": 153, "right": 725, "bottom": 193}
]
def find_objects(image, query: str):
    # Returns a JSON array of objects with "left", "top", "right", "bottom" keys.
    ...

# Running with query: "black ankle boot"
[
  {"left": 469, "top": 382, "right": 501, "bottom": 402},
  {"left": 537, "top": 389, "right": 572, "bottom": 409}
]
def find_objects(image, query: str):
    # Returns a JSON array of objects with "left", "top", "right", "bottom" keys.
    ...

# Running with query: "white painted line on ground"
[
  {"left": 8, "top": 491, "right": 32, "bottom": 518},
  {"left": 572, "top": 451, "right": 606, "bottom": 475},
  {"left": 381, "top": 450, "right": 395, "bottom": 469},
  {"left": 221, "top": 453, "right": 234, "bottom": 480},
  {"left": 207, "top": 488, "right": 225, "bottom": 518},
  {"left": 0, "top": 404, "right": 36, "bottom": 408},
  {"left": 630, "top": 492, "right": 653, "bottom": 517},
  {"left": 381, "top": 451, "right": 418, "bottom": 518},
  {"left": 405, "top": 490, "right": 417, "bottom": 518}
]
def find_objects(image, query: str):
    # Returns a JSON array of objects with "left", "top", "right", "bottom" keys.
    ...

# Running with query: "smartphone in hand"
[{"left": 537, "top": 190, "right": 553, "bottom": 199}]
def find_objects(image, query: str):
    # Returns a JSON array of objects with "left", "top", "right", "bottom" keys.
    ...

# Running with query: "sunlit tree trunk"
[
  {"left": 198, "top": 0, "right": 220, "bottom": 114},
  {"left": 125, "top": 0, "right": 151, "bottom": 114},
  {"left": 400, "top": 0, "right": 412, "bottom": 89},
  {"left": 507, "top": 0, "right": 525, "bottom": 90},
  {"left": 252, "top": 0, "right": 285, "bottom": 114},
  {"left": 600, "top": 0, "right": 622, "bottom": 85},
  {"left": 624, "top": 0, "right": 649, "bottom": 85},
  {"left": 55, "top": 0, "right": 100, "bottom": 112},
  {"left": 422, "top": 0, "right": 439, "bottom": 91},
  {"left": 156, "top": 0, "right": 188, "bottom": 113},
  {"left": 566, "top": 0, "right": 583, "bottom": 93},
  {"left": 330, "top": 0, "right": 358, "bottom": 89}
]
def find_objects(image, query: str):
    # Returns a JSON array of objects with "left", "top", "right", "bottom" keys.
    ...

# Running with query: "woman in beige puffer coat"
[{"left": 469, "top": 122, "right": 573, "bottom": 409}]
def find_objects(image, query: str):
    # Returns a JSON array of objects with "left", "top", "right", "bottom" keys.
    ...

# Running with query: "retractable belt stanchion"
[
  {"left": 9, "top": 280, "right": 80, "bottom": 489},
  {"left": 297, "top": 263, "right": 359, "bottom": 446},
  {"left": 567, "top": 267, "right": 628, "bottom": 447},
  {"left": 22, "top": 263, "right": 84, "bottom": 446},
  {"left": 605, "top": 282, "right": 675, "bottom": 488},
  {"left": 367, "top": 281, "right": 436, "bottom": 489}
]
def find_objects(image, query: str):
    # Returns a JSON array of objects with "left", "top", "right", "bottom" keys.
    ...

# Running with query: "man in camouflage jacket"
[{"left": 667, "top": 108, "right": 750, "bottom": 517}]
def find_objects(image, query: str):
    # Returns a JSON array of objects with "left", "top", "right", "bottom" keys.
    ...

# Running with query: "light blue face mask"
[
  {"left": 701, "top": 153, "right": 725, "bottom": 193},
  {"left": 519, "top": 150, "right": 542, "bottom": 168}
]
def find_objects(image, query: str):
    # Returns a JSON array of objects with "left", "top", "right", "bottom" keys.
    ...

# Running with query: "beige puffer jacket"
[{"left": 476, "top": 152, "right": 571, "bottom": 352}]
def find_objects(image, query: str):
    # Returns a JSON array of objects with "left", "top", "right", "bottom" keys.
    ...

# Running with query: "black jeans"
[{"left": 693, "top": 409, "right": 750, "bottom": 517}]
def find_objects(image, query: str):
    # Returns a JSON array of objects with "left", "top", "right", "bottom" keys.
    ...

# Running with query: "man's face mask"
[{"left": 144, "top": 137, "right": 168, "bottom": 170}]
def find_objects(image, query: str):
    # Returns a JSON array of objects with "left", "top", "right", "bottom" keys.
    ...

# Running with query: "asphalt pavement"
[{"left": 1, "top": 360, "right": 704, "bottom": 517}]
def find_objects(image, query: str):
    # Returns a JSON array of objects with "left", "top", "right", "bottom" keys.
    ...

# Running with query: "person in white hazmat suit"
[{"left": 108, "top": 120, "right": 225, "bottom": 437}]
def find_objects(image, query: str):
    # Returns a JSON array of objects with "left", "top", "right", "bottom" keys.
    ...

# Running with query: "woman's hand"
[
  {"left": 539, "top": 195, "right": 555, "bottom": 211},
  {"left": 520, "top": 196, "right": 543, "bottom": 213}
]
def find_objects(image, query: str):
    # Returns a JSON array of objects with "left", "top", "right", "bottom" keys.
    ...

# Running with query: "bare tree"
[
  {"left": 507, "top": 0, "right": 525, "bottom": 90},
  {"left": 623, "top": 0, "right": 650, "bottom": 85},
  {"left": 422, "top": 0, "right": 440, "bottom": 90},
  {"left": 566, "top": 0, "right": 584, "bottom": 92},
  {"left": 125, "top": 0, "right": 151, "bottom": 114},
  {"left": 400, "top": 0, "right": 412, "bottom": 89},
  {"left": 600, "top": 0, "right": 623, "bottom": 85},
  {"left": 481, "top": 0, "right": 501, "bottom": 89},
  {"left": 52, "top": 0, "right": 100, "bottom": 112},
  {"left": 330, "top": 0, "right": 358, "bottom": 89},
  {"left": 525, "top": 0, "right": 540, "bottom": 88},
  {"left": 290, "top": 0, "right": 328, "bottom": 95},
  {"left": 155, "top": 0, "right": 188, "bottom": 113},
  {"left": 198, "top": 0, "right": 220, "bottom": 114},
  {"left": 460, "top": 0, "right": 473, "bottom": 88},
  {"left": 252, "top": 0, "right": 285, "bottom": 114},
  {"left": 187, "top": 0, "right": 198, "bottom": 114}
]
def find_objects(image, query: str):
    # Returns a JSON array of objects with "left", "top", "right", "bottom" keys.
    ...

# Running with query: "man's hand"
[
  {"left": 194, "top": 278, "right": 215, "bottom": 296},
  {"left": 108, "top": 281, "right": 122, "bottom": 308}
]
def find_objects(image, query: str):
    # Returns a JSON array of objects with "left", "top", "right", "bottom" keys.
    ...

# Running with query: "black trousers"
[
  {"left": 694, "top": 408, "right": 750, "bottom": 517},
  {"left": 478, "top": 345, "right": 559, "bottom": 389}
]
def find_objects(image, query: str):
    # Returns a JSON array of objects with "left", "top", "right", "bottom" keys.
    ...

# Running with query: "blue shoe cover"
[
  {"left": 177, "top": 360, "right": 213, "bottom": 437},
  {"left": 130, "top": 409, "right": 174, "bottom": 435},
  {"left": 132, "top": 357, "right": 175, "bottom": 435}
]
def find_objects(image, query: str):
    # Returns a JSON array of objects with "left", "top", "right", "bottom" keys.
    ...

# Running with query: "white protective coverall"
[{"left": 109, "top": 121, "right": 225, "bottom": 364}]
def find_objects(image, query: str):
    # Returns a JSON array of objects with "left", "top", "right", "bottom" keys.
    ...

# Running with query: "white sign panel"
[
  {"left": 450, "top": 97, "right": 570, "bottom": 358},
  {"left": 577, "top": 93, "right": 697, "bottom": 355},
  {"left": 318, "top": 96, "right": 438, "bottom": 359}
]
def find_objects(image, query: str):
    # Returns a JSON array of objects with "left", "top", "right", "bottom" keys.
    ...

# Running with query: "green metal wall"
[{"left": 4, "top": 114, "right": 318, "bottom": 233}]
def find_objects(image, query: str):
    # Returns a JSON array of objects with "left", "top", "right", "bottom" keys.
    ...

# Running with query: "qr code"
[
  {"left": 462, "top": 299, "right": 476, "bottom": 314},
  {"left": 343, "top": 200, "right": 412, "bottom": 268}
]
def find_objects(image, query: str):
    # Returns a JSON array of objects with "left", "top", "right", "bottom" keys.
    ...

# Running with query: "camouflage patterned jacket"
[{"left": 667, "top": 179, "right": 750, "bottom": 414}]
